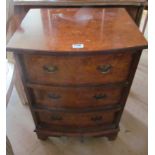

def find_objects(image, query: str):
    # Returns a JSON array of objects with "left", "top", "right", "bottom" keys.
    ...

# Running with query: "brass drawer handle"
[
  {"left": 50, "top": 115, "right": 62, "bottom": 121},
  {"left": 43, "top": 65, "right": 58, "bottom": 73},
  {"left": 48, "top": 93, "right": 61, "bottom": 99},
  {"left": 97, "top": 64, "right": 112, "bottom": 74},
  {"left": 91, "top": 116, "right": 103, "bottom": 122},
  {"left": 94, "top": 94, "right": 107, "bottom": 100}
]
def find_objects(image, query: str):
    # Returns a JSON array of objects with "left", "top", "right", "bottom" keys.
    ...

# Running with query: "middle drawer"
[{"left": 30, "top": 85, "right": 123, "bottom": 109}]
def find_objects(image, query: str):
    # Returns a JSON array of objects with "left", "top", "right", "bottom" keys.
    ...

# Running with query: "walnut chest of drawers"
[{"left": 7, "top": 8, "right": 147, "bottom": 141}]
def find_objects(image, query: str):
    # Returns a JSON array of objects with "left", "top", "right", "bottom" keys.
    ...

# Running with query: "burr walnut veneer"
[{"left": 7, "top": 8, "right": 147, "bottom": 140}]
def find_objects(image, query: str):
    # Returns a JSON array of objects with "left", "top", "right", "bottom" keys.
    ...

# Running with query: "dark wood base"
[
  {"left": 107, "top": 133, "right": 118, "bottom": 141},
  {"left": 35, "top": 127, "right": 119, "bottom": 141},
  {"left": 37, "top": 133, "right": 48, "bottom": 141}
]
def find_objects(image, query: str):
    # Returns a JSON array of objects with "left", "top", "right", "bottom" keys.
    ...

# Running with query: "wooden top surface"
[
  {"left": 7, "top": 8, "right": 147, "bottom": 54},
  {"left": 14, "top": 0, "right": 146, "bottom": 6}
]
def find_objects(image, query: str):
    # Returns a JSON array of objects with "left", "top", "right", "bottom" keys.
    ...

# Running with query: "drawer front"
[
  {"left": 22, "top": 53, "right": 133, "bottom": 85},
  {"left": 36, "top": 110, "right": 119, "bottom": 128},
  {"left": 31, "top": 86, "right": 123, "bottom": 108}
]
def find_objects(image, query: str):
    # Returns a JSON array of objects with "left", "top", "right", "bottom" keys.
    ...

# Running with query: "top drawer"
[{"left": 22, "top": 53, "right": 133, "bottom": 85}]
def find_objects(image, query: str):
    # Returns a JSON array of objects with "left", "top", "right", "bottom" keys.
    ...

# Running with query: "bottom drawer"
[{"left": 36, "top": 109, "right": 120, "bottom": 128}]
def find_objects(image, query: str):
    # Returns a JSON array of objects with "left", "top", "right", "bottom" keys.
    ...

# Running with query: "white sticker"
[{"left": 72, "top": 44, "right": 84, "bottom": 49}]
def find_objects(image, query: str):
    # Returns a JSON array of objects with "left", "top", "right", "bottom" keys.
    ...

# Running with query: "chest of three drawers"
[
  {"left": 7, "top": 8, "right": 147, "bottom": 140},
  {"left": 14, "top": 51, "right": 141, "bottom": 140}
]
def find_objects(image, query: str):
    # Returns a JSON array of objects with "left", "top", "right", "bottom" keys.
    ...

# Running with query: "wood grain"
[
  {"left": 14, "top": 0, "right": 147, "bottom": 6},
  {"left": 22, "top": 53, "right": 133, "bottom": 85},
  {"left": 6, "top": 8, "right": 147, "bottom": 141},
  {"left": 30, "top": 85, "right": 123, "bottom": 109},
  {"left": 36, "top": 109, "right": 120, "bottom": 128},
  {"left": 6, "top": 0, "right": 146, "bottom": 44},
  {"left": 6, "top": 6, "right": 148, "bottom": 153},
  {"left": 6, "top": 52, "right": 147, "bottom": 155},
  {"left": 7, "top": 8, "right": 147, "bottom": 53}
]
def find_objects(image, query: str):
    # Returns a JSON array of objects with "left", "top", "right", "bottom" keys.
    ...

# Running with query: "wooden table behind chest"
[
  {"left": 14, "top": 0, "right": 147, "bottom": 26},
  {"left": 7, "top": 8, "right": 147, "bottom": 140}
]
